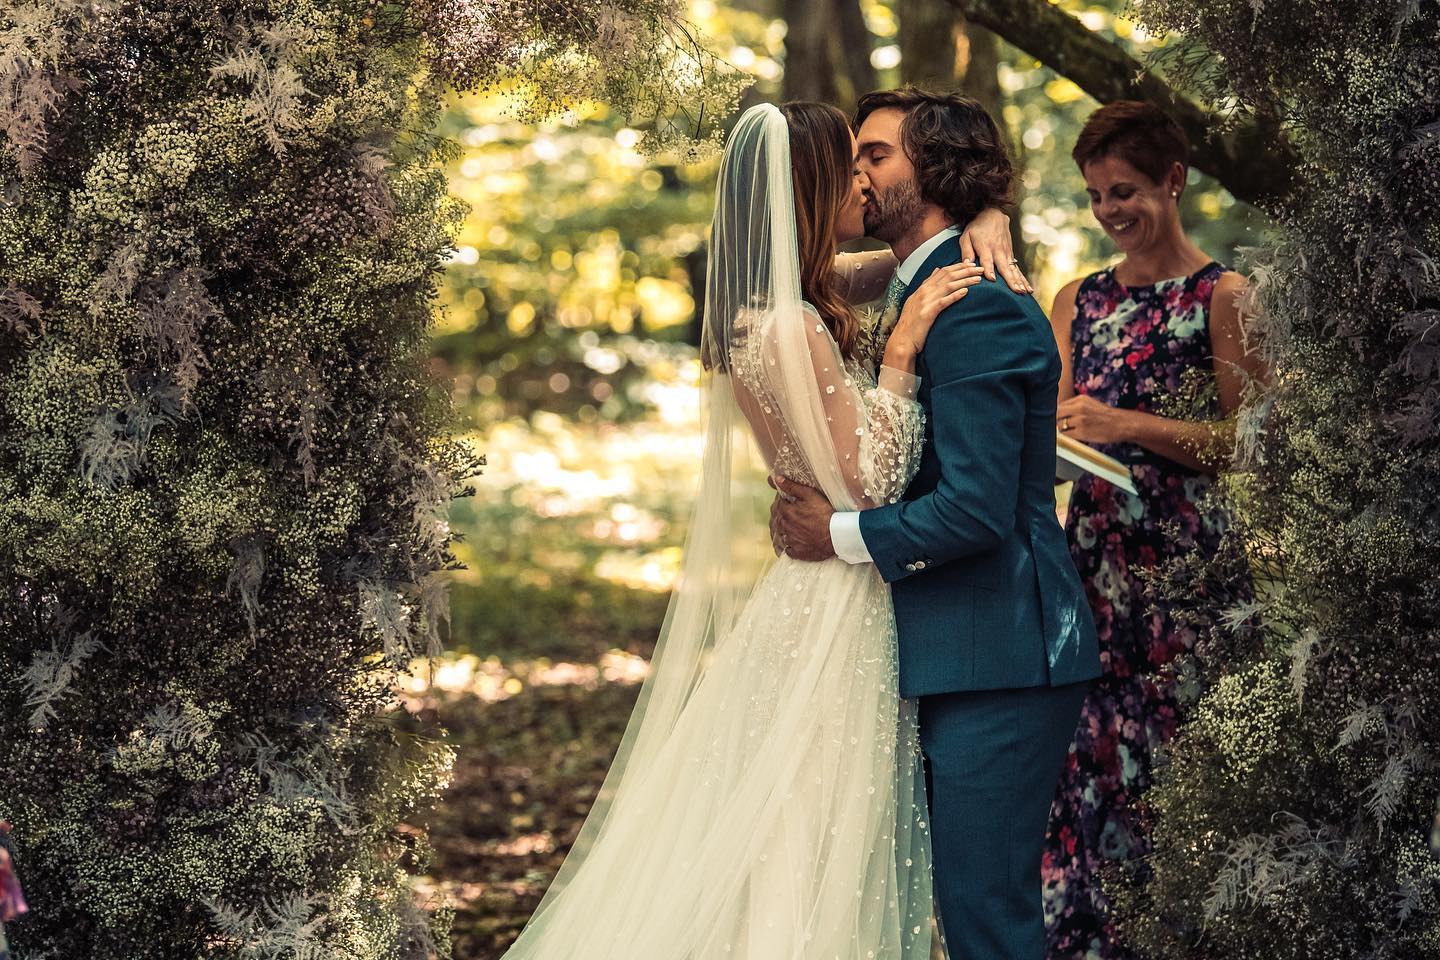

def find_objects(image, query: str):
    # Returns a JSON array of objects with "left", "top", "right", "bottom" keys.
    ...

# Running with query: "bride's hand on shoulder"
[
  {"left": 884, "top": 263, "right": 985, "bottom": 367},
  {"left": 960, "top": 207, "right": 1033, "bottom": 295}
]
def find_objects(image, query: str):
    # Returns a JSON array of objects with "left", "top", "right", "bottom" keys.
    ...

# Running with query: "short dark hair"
[
  {"left": 1072, "top": 100, "right": 1190, "bottom": 183},
  {"left": 854, "top": 87, "right": 1015, "bottom": 228}
]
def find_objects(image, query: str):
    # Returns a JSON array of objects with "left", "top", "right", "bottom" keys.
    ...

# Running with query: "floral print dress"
[
  {"left": 1041, "top": 261, "right": 1246, "bottom": 959},
  {"left": 0, "top": 822, "right": 26, "bottom": 960}
]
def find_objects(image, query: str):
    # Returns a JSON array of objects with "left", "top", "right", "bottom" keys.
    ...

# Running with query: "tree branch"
[{"left": 943, "top": 0, "right": 1297, "bottom": 208}]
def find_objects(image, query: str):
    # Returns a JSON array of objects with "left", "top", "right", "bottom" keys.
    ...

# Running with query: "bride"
[{"left": 498, "top": 101, "right": 1011, "bottom": 959}]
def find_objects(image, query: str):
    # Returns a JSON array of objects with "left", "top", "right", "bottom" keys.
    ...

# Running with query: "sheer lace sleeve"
[
  {"left": 833, "top": 250, "right": 899, "bottom": 304},
  {"left": 731, "top": 304, "right": 925, "bottom": 511},
  {"left": 797, "top": 313, "right": 925, "bottom": 508}
]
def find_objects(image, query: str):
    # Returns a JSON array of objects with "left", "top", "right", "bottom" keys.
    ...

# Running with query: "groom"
[{"left": 772, "top": 88, "right": 1101, "bottom": 958}]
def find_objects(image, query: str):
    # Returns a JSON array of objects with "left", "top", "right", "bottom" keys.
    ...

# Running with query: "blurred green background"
[{"left": 406, "top": 2, "right": 1267, "bottom": 955}]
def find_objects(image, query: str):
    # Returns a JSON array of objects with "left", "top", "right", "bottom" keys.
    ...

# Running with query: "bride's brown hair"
[{"left": 779, "top": 101, "right": 860, "bottom": 359}]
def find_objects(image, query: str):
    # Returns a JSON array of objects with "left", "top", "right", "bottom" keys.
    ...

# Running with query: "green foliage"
[
  {"left": 429, "top": 0, "right": 779, "bottom": 426},
  {"left": 0, "top": 0, "right": 742, "bottom": 956},
  {"left": 1108, "top": 4, "right": 1440, "bottom": 958},
  {"left": 432, "top": 0, "right": 1262, "bottom": 436}
]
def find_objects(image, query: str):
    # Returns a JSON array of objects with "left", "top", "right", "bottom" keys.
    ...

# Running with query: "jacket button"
[
  {"left": 914, "top": 561, "right": 927, "bottom": 570},
  {"left": 904, "top": 563, "right": 917, "bottom": 572}
]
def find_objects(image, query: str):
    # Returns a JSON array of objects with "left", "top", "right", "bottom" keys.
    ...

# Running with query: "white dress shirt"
[{"left": 829, "top": 224, "right": 960, "bottom": 564}]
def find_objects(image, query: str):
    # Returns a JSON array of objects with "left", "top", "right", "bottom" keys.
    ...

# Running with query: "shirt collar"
[{"left": 895, "top": 224, "right": 960, "bottom": 286}]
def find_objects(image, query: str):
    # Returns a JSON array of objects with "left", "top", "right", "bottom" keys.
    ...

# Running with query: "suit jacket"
[{"left": 858, "top": 235, "right": 1101, "bottom": 697}]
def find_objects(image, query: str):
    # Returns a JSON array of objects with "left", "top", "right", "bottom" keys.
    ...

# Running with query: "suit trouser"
[{"left": 919, "top": 679, "right": 1091, "bottom": 960}]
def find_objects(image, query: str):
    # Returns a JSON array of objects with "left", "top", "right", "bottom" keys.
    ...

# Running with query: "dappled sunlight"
[
  {"left": 414, "top": 874, "right": 551, "bottom": 909},
  {"left": 593, "top": 546, "right": 686, "bottom": 591},
  {"left": 449, "top": 351, "right": 708, "bottom": 600},
  {"left": 402, "top": 650, "right": 651, "bottom": 707},
  {"left": 451, "top": 407, "right": 701, "bottom": 563}
]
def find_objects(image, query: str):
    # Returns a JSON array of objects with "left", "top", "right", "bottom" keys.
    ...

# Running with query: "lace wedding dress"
[{"left": 499, "top": 103, "right": 933, "bottom": 960}]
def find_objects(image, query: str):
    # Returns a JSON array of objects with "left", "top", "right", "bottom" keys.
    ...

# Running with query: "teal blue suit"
[{"left": 858, "top": 235, "right": 1100, "bottom": 958}]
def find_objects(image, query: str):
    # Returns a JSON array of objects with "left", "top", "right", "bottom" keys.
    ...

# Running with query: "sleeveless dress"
[
  {"left": 1041, "top": 261, "right": 1251, "bottom": 959},
  {"left": 498, "top": 281, "right": 937, "bottom": 959}
]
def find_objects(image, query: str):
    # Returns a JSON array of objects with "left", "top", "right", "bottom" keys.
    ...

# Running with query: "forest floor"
[
  {"left": 409, "top": 413, "right": 1062, "bottom": 958},
  {"left": 406, "top": 571, "right": 667, "bottom": 960},
  {"left": 409, "top": 569, "right": 956, "bottom": 960}
]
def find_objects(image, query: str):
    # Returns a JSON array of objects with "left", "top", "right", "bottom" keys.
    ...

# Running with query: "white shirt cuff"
[{"left": 829, "top": 511, "right": 873, "bottom": 564}]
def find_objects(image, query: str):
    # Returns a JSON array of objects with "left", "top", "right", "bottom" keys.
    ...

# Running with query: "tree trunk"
[
  {"left": 783, "top": 0, "right": 841, "bottom": 103},
  {"left": 784, "top": 0, "right": 875, "bottom": 111},
  {"left": 956, "top": 22, "right": 999, "bottom": 103},
  {"left": 897, "top": 0, "right": 960, "bottom": 87},
  {"left": 833, "top": 0, "right": 877, "bottom": 108},
  {"left": 957, "top": 24, "right": 1028, "bottom": 269},
  {"left": 894, "top": 4, "right": 1030, "bottom": 270}
]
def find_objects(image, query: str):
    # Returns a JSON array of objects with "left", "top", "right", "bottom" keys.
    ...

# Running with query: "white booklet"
[{"left": 1056, "top": 432, "right": 1139, "bottom": 495}]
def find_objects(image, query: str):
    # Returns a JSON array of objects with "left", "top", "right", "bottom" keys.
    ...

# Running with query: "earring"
[{"left": 1171, "top": 190, "right": 1180, "bottom": 198}]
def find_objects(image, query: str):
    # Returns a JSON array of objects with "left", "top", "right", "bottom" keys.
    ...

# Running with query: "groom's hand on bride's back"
[{"left": 768, "top": 476, "right": 836, "bottom": 562}]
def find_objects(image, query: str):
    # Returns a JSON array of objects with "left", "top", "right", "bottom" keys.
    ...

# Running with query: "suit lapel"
[{"left": 900, "top": 234, "right": 964, "bottom": 389}]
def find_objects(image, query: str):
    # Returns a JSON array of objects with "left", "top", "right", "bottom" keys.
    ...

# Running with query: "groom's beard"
[{"left": 863, "top": 177, "right": 924, "bottom": 245}]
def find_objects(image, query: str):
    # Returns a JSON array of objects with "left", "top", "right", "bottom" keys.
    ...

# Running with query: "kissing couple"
[{"left": 499, "top": 89, "right": 1101, "bottom": 960}]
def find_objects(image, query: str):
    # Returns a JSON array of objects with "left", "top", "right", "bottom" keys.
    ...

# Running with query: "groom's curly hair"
[{"left": 854, "top": 87, "right": 1015, "bottom": 228}]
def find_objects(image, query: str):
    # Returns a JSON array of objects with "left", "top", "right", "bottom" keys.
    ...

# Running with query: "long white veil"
[
  {"left": 527, "top": 104, "right": 783, "bottom": 916},
  {"left": 505, "top": 102, "right": 933, "bottom": 959}
]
